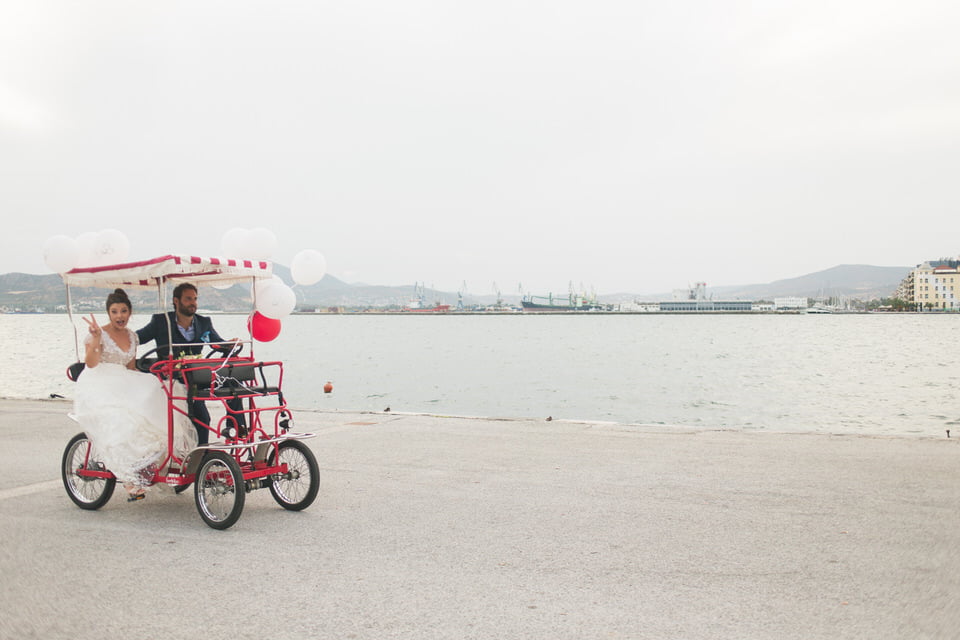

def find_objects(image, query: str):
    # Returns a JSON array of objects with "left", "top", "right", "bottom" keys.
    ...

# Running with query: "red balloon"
[{"left": 247, "top": 311, "right": 282, "bottom": 342}]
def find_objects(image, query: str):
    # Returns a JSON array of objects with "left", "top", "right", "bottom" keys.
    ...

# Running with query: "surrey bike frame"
[
  {"left": 61, "top": 255, "right": 318, "bottom": 529},
  {"left": 149, "top": 354, "right": 304, "bottom": 486}
]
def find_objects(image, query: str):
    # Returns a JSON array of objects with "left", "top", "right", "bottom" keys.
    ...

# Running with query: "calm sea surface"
[{"left": 2, "top": 313, "right": 958, "bottom": 437}]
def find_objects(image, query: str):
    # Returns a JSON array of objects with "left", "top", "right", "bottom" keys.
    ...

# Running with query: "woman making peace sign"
[{"left": 73, "top": 288, "right": 196, "bottom": 501}]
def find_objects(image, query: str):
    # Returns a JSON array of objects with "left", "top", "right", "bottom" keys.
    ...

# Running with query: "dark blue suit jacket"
[{"left": 136, "top": 312, "right": 226, "bottom": 359}]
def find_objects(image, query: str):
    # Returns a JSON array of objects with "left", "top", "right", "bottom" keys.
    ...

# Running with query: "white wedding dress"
[{"left": 73, "top": 329, "right": 197, "bottom": 489}]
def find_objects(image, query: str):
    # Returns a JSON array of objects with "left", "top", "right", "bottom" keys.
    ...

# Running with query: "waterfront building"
[
  {"left": 774, "top": 297, "right": 808, "bottom": 310},
  {"left": 617, "top": 301, "right": 660, "bottom": 312},
  {"left": 659, "top": 299, "right": 754, "bottom": 312},
  {"left": 894, "top": 269, "right": 915, "bottom": 302},
  {"left": 910, "top": 260, "right": 960, "bottom": 310},
  {"left": 657, "top": 281, "right": 755, "bottom": 312}
]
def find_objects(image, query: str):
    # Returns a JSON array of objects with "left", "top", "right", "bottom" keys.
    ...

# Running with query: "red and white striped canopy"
[{"left": 61, "top": 255, "right": 273, "bottom": 289}]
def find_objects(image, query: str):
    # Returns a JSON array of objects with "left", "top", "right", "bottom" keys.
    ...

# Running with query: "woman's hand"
[
  {"left": 82, "top": 314, "right": 103, "bottom": 367},
  {"left": 82, "top": 314, "right": 102, "bottom": 338}
]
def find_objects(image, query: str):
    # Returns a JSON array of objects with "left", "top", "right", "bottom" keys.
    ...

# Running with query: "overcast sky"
[{"left": 2, "top": 1, "right": 959, "bottom": 295}]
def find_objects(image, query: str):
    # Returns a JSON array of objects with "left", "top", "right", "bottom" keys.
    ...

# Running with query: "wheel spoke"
[
  {"left": 199, "top": 462, "right": 234, "bottom": 521},
  {"left": 275, "top": 449, "right": 308, "bottom": 501}
]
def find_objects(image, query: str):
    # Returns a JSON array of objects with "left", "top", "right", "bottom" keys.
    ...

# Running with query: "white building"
[
  {"left": 911, "top": 260, "right": 960, "bottom": 310},
  {"left": 774, "top": 297, "right": 808, "bottom": 310}
]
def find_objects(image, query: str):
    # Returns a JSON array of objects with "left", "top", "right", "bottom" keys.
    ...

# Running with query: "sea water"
[{"left": 3, "top": 312, "right": 958, "bottom": 437}]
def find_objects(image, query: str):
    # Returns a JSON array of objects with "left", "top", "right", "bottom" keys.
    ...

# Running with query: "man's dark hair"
[{"left": 172, "top": 282, "right": 198, "bottom": 302}]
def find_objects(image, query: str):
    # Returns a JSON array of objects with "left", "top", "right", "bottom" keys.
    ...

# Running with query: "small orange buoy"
[{"left": 323, "top": 381, "right": 333, "bottom": 394}]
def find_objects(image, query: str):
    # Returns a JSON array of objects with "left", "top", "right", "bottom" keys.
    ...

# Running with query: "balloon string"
[{"left": 212, "top": 342, "right": 243, "bottom": 391}]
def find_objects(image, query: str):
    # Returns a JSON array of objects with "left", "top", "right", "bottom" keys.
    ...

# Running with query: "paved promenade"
[{"left": 1, "top": 398, "right": 959, "bottom": 639}]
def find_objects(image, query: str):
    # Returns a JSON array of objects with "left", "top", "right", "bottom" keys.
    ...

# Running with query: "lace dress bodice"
[{"left": 85, "top": 329, "right": 138, "bottom": 366}]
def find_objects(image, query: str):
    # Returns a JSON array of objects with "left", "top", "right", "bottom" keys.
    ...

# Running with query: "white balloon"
[
  {"left": 221, "top": 227, "right": 250, "bottom": 257},
  {"left": 93, "top": 229, "right": 130, "bottom": 265},
  {"left": 42, "top": 235, "right": 79, "bottom": 273},
  {"left": 255, "top": 280, "right": 296, "bottom": 319},
  {"left": 238, "top": 231, "right": 261, "bottom": 258},
  {"left": 75, "top": 232, "right": 98, "bottom": 267},
  {"left": 253, "top": 275, "right": 283, "bottom": 300},
  {"left": 247, "top": 227, "right": 278, "bottom": 260},
  {"left": 290, "top": 249, "right": 327, "bottom": 286}
]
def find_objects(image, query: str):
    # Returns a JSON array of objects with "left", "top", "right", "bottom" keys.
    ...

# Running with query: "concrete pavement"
[{"left": 1, "top": 398, "right": 959, "bottom": 639}]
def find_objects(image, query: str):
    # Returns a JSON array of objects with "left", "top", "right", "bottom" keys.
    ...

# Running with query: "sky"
[{"left": 2, "top": 1, "right": 960, "bottom": 296}]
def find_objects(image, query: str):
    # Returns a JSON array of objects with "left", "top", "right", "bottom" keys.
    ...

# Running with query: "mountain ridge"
[
  {"left": 689, "top": 264, "right": 909, "bottom": 302},
  {"left": 0, "top": 263, "right": 911, "bottom": 311}
]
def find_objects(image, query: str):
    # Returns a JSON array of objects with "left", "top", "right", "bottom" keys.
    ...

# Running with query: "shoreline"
[{"left": 8, "top": 396, "right": 949, "bottom": 441}]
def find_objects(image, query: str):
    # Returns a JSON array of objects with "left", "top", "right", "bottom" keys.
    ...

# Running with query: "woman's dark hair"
[{"left": 106, "top": 288, "right": 132, "bottom": 312}]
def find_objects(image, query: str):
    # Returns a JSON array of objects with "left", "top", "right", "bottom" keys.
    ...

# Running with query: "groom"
[{"left": 136, "top": 282, "right": 244, "bottom": 445}]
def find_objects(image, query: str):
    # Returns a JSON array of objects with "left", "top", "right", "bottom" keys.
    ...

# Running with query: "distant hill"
[
  {"left": 704, "top": 264, "right": 910, "bottom": 301},
  {"left": 598, "top": 264, "right": 910, "bottom": 304},
  {"left": 0, "top": 263, "right": 911, "bottom": 312},
  {"left": 0, "top": 265, "right": 464, "bottom": 312}
]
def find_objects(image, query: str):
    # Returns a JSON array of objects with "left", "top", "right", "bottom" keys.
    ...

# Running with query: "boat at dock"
[
  {"left": 521, "top": 291, "right": 607, "bottom": 312},
  {"left": 401, "top": 282, "right": 452, "bottom": 313},
  {"left": 804, "top": 305, "right": 833, "bottom": 314}
]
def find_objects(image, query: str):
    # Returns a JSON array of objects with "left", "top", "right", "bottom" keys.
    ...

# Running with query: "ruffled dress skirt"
[{"left": 73, "top": 363, "right": 197, "bottom": 488}]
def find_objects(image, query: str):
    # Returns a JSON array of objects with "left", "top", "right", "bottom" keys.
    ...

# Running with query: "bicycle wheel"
[
  {"left": 61, "top": 433, "right": 116, "bottom": 510},
  {"left": 268, "top": 440, "right": 319, "bottom": 511},
  {"left": 194, "top": 451, "right": 245, "bottom": 530}
]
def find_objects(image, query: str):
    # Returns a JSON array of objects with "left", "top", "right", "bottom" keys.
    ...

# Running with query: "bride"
[{"left": 73, "top": 288, "right": 196, "bottom": 501}]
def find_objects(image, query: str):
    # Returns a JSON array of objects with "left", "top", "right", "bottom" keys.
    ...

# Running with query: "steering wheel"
[
  {"left": 136, "top": 346, "right": 161, "bottom": 373},
  {"left": 136, "top": 343, "right": 244, "bottom": 373},
  {"left": 205, "top": 341, "right": 244, "bottom": 359}
]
